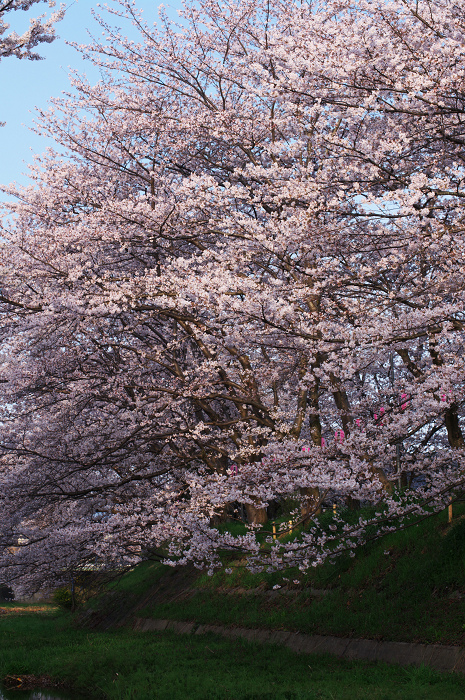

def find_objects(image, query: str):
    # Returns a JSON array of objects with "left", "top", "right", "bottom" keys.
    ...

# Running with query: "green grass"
[
  {"left": 2, "top": 507, "right": 465, "bottom": 698},
  {"left": 1, "top": 609, "right": 465, "bottom": 699},
  {"left": 134, "top": 506, "right": 465, "bottom": 644},
  {"left": 106, "top": 560, "right": 168, "bottom": 596}
]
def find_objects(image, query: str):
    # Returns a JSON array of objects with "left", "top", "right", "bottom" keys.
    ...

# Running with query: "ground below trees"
[
  {"left": 77, "top": 506, "right": 465, "bottom": 646},
  {"left": 1, "top": 509, "right": 465, "bottom": 699}
]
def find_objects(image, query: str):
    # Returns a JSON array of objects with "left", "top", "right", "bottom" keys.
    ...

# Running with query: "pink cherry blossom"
[{"left": 0, "top": 0, "right": 464, "bottom": 594}]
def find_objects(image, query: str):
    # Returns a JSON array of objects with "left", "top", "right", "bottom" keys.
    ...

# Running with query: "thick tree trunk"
[
  {"left": 209, "top": 505, "right": 230, "bottom": 526},
  {"left": 300, "top": 359, "right": 323, "bottom": 521},
  {"left": 346, "top": 495, "right": 361, "bottom": 511},
  {"left": 429, "top": 340, "right": 465, "bottom": 450},
  {"left": 301, "top": 487, "right": 321, "bottom": 522},
  {"left": 368, "top": 465, "right": 394, "bottom": 495},
  {"left": 445, "top": 404, "right": 464, "bottom": 449},
  {"left": 245, "top": 503, "right": 268, "bottom": 525}
]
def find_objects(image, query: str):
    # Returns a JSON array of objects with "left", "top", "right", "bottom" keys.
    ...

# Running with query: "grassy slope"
[
  {"left": 2, "top": 508, "right": 465, "bottom": 698},
  {"left": 1, "top": 610, "right": 465, "bottom": 699},
  {"left": 122, "top": 506, "right": 465, "bottom": 645}
]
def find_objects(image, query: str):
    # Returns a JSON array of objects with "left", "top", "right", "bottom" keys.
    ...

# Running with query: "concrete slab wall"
[{"left": 132, "top": 618, "right": 465, "bottom": 673}]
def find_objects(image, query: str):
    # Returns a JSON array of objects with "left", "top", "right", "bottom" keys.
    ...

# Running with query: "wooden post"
[
  {"left": 272, "top": 524, "right": 276, "bottom": 540},
  {"left": 448, "top": 499, "right": 453, "bottom": 524}
]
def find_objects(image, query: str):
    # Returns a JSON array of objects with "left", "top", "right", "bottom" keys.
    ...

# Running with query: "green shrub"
[{"left": 52, "top": 587, "right": 73, "bottom": 609}]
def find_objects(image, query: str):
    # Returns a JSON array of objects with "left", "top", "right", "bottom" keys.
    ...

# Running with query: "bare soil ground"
[{"left": 0, "top": 605, "right": 57, "bottom": 615}]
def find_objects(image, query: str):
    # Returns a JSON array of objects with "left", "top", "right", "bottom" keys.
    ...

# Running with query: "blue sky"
[{"left": 0, "top": 0, "right": 182, "bottom": 196}]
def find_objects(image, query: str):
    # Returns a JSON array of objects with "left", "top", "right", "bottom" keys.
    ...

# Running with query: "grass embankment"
[
  {"left": 1, "top": 608, "right": 465, "bottom": 699},
  {"left": 2, "top": 505, "right": 465, "bottom": 698},
  {"left": 130, "top": 505, "right": 465, "bottom": 645}
]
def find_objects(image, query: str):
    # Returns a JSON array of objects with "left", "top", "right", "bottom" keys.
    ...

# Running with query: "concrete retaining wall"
[{"left": 132, "top": 618, "right": 465, "bottom": 673}]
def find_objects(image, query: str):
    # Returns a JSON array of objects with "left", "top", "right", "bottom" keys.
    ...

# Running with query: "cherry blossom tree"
[
  {"left": 0, "top": 0, "right": 62, "bottom": 61},
  {"left": 0, "top": 0, "right": 464, "bottom": 594}
]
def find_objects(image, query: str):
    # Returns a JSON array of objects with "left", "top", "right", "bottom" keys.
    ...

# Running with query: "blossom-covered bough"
[
  {"left": 0, "top": 0, "right": 464, "bottom": 594},
  {"left": 0, "top": 0, "right": 63, "bottom": 62}
]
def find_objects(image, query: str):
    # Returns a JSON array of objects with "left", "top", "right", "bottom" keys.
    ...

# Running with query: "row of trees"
[{"left": 0, "top": 0, "right": 464, "bottom": 593}]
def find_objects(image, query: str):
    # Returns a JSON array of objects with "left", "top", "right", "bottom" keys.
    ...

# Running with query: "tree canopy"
[{"left": 0, "top": 0, "right": 464, "bottom": 594}]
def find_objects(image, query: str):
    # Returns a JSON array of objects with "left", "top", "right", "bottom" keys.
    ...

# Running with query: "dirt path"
[{"left": 0, "top": 605, "right": 57, "bottom": 615}]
